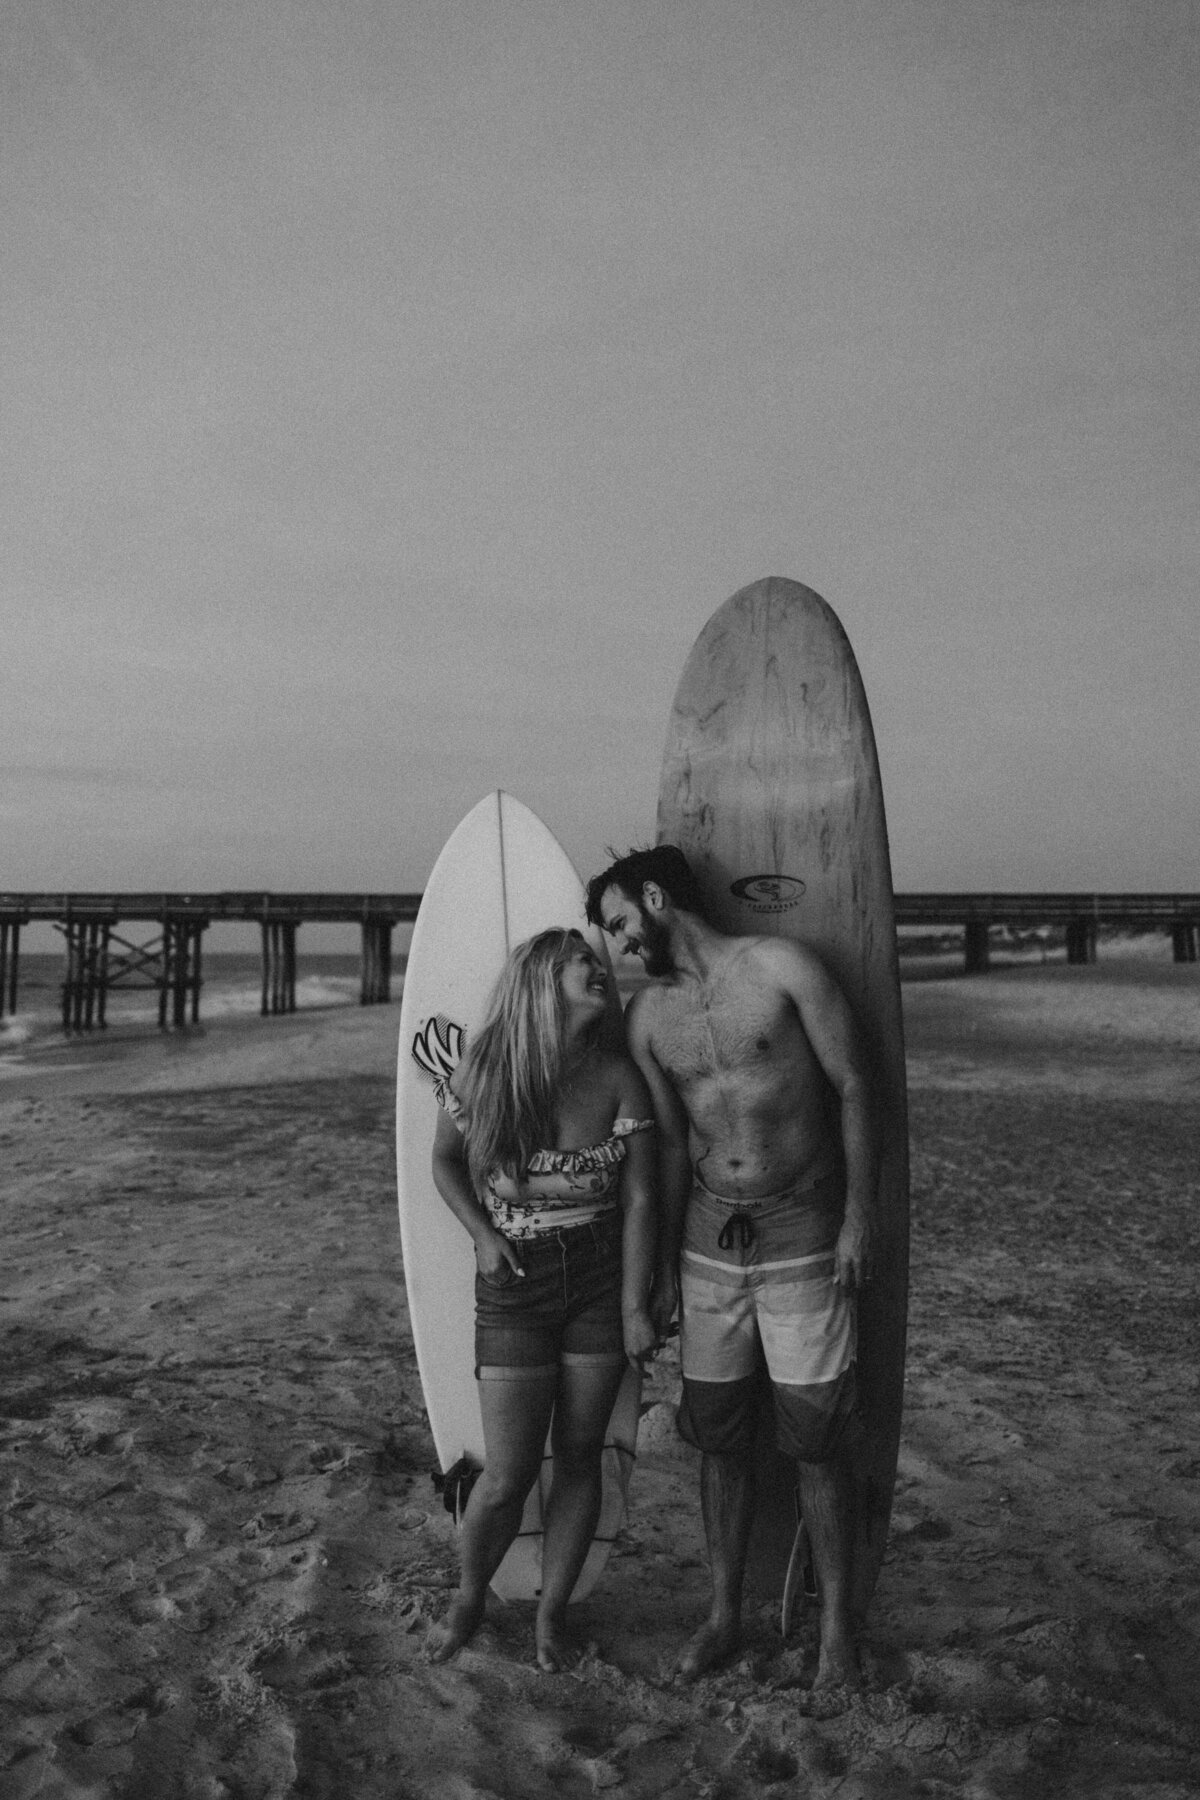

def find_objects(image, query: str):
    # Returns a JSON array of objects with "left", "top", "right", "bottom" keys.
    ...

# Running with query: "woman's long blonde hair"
[{"left": 456, "top": 927, "right": 593, "bottom": 1190}]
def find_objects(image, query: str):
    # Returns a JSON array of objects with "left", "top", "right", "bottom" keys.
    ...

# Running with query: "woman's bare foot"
[
  {"left": 535, "top": 1612, "right": 580, "bottom": 1673},
  {"left": 424, "top": 1594, "right": 486, "bottom": 1663},
  {"left": 673, "top": 1617, "right": 740, "bottom": 1682}
]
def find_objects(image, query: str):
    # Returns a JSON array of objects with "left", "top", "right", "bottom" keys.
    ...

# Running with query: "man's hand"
[
  {"left": 833, "top": 1207, "right": 872, "bottom": 1291},
  {"left": 623, "top": 1307, "right": 657, "bottom": 1369},
  {"left": 650, "top": 1263, "right": 679, "bottom": 1340}
]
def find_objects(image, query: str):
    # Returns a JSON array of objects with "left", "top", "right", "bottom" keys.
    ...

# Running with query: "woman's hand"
[
  {"left": 622, "top": 1306, "right": 657, "bottom": 1368},
  {"left": 474, "top": 1226, "right": 524, "bottom": 1283}
]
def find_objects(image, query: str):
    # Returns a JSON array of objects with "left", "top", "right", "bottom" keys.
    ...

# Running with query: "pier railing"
[{"left": 0, "top": 891, "right": 1196, "bottom": 1028}]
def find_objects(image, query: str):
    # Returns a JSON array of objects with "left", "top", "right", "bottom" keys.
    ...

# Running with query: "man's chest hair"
[{"left": 649, "top": 976, "right": 808, "bottom": 1086}]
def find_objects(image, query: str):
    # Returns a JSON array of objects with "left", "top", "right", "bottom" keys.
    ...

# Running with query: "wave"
[{"left": 0, "top": 962, "right": 384, "bottom": 1077}]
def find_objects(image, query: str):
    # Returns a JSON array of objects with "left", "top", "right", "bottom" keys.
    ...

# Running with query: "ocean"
[{"left": 0, "top": 951, "right": 385, "bottom": 1073}]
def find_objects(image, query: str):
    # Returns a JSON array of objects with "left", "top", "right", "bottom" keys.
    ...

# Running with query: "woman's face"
[{"left": 556, "top": 936, "right": 609, "bottom": 1020}]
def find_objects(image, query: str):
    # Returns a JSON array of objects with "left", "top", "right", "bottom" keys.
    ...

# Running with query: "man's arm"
[
  {"left": 624, "top": 991, "right": 692, "bottom": 1334},
  {"left": 614, "top": 1091, "right": 658, "bottom": 1366},
  {"left": 769, "top": 940, "right": 879, "bottom": 1290}
]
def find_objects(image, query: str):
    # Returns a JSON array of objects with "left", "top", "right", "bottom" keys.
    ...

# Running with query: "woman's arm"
[{"left": 430, "top": 1106, "right": 524, "bottom": 1280}]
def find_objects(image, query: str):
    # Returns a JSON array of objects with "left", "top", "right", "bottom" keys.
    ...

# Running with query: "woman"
[{"left": 425, "top": 927, "right": 658, "bottom": 1671}]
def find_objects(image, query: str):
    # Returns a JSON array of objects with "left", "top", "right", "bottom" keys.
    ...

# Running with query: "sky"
[{"left": 4, "top": 0, "right": 1198, "bottom": 900}]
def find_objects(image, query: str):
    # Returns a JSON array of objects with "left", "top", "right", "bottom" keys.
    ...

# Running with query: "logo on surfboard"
[
  {"left": 411, "top": 1013, "right": 465, "bottom": 1106},
  {"left": 729, "top": 874, "right": 806, "bottom": 913}
]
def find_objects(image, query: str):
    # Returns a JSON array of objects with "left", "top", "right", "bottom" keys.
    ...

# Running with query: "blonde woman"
[{"left": 426, "top": 928, "right": 658, "bottom": 1670}]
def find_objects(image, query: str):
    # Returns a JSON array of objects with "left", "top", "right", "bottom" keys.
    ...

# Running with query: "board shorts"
[
  {"left": 677, "top": 1169, "right": 859, "bottom": 1464},
  {"left": 474, "top": 1209, "right": 626, "bottom": 1380}
]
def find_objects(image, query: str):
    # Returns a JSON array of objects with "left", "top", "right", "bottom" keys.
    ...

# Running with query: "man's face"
[{"left": 599, "top": 885, "right": 674, "bottom": 977}]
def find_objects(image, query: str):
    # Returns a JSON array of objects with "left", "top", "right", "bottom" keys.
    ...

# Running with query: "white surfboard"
[{"left": 396, "top": 790, "right": 640, "bottom": 1602}]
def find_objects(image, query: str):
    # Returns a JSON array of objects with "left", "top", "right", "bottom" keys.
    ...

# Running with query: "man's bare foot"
[
  {"left": 424, "top": 1594, "right": 485, "bottom": 1663},
  {"left": 535, "top": 1614, "right": 580, "bottom": 1673},
  {"left": 813, "top": 1634, "right": 861, "bottom": 1691},
  {"left": 673, "top": 1618, "right": 740, "bottom": 1683}
]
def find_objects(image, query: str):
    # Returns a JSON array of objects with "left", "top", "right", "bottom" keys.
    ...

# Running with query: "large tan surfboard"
[
  {"left": 396, "top": 791, "right": 639, "bottom": 1603},
  {"left": 657, "top": 577, "right": 909, "bottom": 1626}
]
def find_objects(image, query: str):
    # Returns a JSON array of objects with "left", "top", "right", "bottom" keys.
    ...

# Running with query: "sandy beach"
[{"left": 2, "top": 948, "right": 1199, "bottom": 1799}]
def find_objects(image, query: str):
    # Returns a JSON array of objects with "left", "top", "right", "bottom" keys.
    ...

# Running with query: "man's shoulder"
[
  {"left": 723, "top": 931, "right": 826, "bottom": 977},
  {"left": 623, "top": 981, "right": 659, "bottom": 1027},
  {"left": 623, "top": 979, "right": 676, "bottom": 1041},
  {"left": 720, "top": 933, "right": 838, "bottom": 1006}
]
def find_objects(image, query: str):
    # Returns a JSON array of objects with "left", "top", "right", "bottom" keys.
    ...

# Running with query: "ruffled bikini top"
[{"left": 439, "top": 1089, "right": 654, "bottom": 1239}]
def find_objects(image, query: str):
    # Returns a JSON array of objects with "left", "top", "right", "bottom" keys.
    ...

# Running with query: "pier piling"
[
  {"left": 62, "top": 922, "right": 95, "bottom": 1031},
  {"left": 360, "top": 919, "right": 393, "bottom": 1004},
  {"left": 159, "top": 921, "right": 205, "bottom": 1028},
  {"left": 97, "top": 926, "right": 111, "bottom": 1028},
  {"left": 261, "top": 920, "right": 298, "bottom": 1015},
  {"left": 963, "top": 920, "right": 991, "bottom": 974},
  {"left": 1, "top": 919, "right": 21, "bottom": 1018},
  {"left": 54, "top": 916, "right": 207, "bottom": 1033},
  {"left": 1065, "top": 918, "right": 1098, "bottom": 965}
]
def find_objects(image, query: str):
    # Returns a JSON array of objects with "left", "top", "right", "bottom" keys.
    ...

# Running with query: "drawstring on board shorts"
[{"left": 716, "top": 1209, "right": 756, "bottom": 1251}]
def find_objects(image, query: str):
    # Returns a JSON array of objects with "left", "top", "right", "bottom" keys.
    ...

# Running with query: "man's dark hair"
[{"left": 585, "top": 845, "right": 706, "bottom": 925}]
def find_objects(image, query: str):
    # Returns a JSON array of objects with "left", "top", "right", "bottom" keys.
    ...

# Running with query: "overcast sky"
[{"left": 4, "top": 0, "right": 1197, "bottom": 898}]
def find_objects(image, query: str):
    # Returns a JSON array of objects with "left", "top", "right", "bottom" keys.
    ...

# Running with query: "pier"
[
  {"left": 894, "top": 892, "right": 1200, "bottom": 973},
  {"left": 0, "top": 891, "right": 1196, "bottom": 1030},
  {"left": 0, "top": 893, "right": 420, "bottom": 1028}
]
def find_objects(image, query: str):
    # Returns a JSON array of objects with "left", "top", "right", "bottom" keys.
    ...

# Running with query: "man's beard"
[{"left": 639, "top": 913, "right": 674, "bottom": 977}]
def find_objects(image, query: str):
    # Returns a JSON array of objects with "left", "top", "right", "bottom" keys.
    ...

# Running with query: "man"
[{"left": 585, "top": 846, "right": 876, "bottom": 1688}]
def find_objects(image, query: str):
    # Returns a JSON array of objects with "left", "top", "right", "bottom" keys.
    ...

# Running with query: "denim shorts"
[{"left": 474, "top": 1209, "right": 625, "bottom": 1376}]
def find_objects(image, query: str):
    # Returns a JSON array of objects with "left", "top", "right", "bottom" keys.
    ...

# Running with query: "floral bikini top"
[{"left": 439, "top": 1089, "right": 654, "bottom": 1240}]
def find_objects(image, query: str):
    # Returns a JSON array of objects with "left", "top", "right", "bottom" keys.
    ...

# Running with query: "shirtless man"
[{"left": 585, "top": 846, "right": 877, "bottom": 1688}]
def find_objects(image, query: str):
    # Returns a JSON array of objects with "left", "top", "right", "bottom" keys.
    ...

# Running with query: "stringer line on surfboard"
[{"left": 496, "top": 789, "right": 511, "bottom": 952}]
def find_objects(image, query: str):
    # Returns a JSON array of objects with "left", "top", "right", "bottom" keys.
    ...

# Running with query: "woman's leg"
[
  {"left": 535, "top": 1354, "right": 626, "bottom": 1671},
  {"left": 426, "top": 1365, "right": 557, "bottom": 1662}
]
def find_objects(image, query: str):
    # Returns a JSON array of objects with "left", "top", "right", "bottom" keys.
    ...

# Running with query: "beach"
[{"left": 2, "top": 947, "right": 1199, "bottom": 1799}]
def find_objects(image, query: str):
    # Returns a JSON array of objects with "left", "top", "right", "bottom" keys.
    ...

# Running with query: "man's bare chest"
[{"left": 650, "top": 984, "right": 809, "bottom": 1088}]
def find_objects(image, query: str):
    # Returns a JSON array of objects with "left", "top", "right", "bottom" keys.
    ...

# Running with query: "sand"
[{"left": 2, "top": 953, "right": 1199, "bottom": 1798}]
